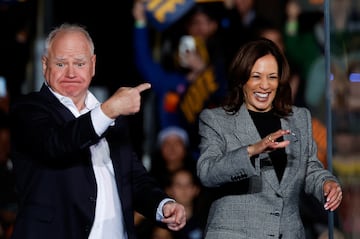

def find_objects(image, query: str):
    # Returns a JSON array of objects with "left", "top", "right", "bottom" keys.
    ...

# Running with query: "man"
[{"left": 9, "top": 23, "right": 186, "bottom": 239}]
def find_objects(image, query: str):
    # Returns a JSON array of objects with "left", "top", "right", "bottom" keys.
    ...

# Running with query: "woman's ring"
[{"left": 268, "top": 135, "right": 274, "bottom": 143}]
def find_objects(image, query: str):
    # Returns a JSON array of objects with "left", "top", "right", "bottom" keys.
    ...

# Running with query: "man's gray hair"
[{"left": 44, "top": 23, "right": 95, "bottom": 56}]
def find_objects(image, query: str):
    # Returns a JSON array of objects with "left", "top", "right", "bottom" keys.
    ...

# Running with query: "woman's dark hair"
[{"left": 223, "top": 38, "right": 293, "bottom": 117}]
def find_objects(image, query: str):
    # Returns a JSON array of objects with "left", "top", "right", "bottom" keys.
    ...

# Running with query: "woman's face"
[{"left": 243, "top": 54, "right": 279, "bottom": 112}]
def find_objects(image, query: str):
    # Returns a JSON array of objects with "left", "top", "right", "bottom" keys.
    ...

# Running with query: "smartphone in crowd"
[{"left": 178, "top": 35, "right": 196, "bottom": 67}]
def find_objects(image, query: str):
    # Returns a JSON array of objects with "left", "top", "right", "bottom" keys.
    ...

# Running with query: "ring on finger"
[{"left": 268, "top": 135, "right": 274, "bottom": 143}]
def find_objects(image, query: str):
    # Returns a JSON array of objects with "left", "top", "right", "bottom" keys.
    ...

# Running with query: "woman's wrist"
[{"left": 247, "top": 145, "right": 253, "bottom": 158}]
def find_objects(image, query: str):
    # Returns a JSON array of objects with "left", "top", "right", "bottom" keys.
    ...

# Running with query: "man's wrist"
[{"left": 156, "top": 198, "right": 175, "bottom": 221}]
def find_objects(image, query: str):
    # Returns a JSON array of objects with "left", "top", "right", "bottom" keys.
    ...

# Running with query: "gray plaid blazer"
[{"left": 197, "top": 104, "right": 338, "bottom": 239}]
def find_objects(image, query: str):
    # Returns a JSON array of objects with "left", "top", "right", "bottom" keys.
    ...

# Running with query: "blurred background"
[{"left": 0, "top": 0, "right": 359, "bottom": 238}]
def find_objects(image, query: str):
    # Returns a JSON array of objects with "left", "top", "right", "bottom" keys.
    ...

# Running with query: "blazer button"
[{"left": 270, "top": 211, "right": 280, "bottom": 217}]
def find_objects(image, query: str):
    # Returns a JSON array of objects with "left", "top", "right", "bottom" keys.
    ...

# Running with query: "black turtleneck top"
[{"left": 248, "top": 109, "right": 287, "bottom": 182}]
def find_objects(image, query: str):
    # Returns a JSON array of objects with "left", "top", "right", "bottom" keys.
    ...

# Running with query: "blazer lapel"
[
  {"left": 261, "top": 118, "right": 302, "bottom": 193},
  {"left": 40, "top": 84, "right": 77, "bottom": 122},
  {"left": 233, "top": 105, "right": 301, "bottom": 192},
  {"left": 40, "top": 84, "right": 95, "bottom": 184},
  {"left": 279, "top": 118, "right": 301, "bottom": 190},
  {"left": 234, "top": 105, "right": 261, "bottom": 145},
  {"left": 234, "top": 105, "right": 280, "bottom": 189}
]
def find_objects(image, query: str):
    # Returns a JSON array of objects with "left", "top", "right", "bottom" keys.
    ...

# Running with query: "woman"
[{"left": 196, "top": 38, "right": 342, "bottom": 238}]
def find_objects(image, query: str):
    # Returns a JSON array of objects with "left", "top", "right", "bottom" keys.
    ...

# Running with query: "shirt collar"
[{"left": 47, "top": 84, "right": 100, "bottom": 116}]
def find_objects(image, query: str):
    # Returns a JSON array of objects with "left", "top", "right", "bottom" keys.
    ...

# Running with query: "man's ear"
[
  {"left": 91, "top": 54, "right": 96, "bottom": 77},
  {"left": 41, "top": 56, "right": 48, "bottom": 75}
]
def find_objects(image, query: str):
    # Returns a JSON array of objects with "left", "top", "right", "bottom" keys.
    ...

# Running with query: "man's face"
[{"left": 42, "top": 31, "right": 96, "bottom": 107}]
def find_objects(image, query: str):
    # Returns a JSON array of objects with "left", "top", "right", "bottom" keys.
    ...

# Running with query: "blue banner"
[{"left": 145, "top": 0, "right": 196, "bottom": 31}]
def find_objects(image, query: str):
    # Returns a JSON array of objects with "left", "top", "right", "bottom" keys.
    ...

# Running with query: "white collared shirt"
[{"left": 50, "top": 88, "right": 126, "bottom": 239}]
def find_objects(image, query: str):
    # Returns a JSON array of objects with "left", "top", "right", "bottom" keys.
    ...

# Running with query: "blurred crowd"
[{"left": 1, "top": 0, "right": 360, "bottom": 238}]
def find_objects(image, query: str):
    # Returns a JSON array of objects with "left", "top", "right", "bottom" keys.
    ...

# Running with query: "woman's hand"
[
  {"left": 247, "top": 129, "right": 291, "bottom": 157},
  {"left": 323, "top": 180, "right": 342, "bottom": 211}
]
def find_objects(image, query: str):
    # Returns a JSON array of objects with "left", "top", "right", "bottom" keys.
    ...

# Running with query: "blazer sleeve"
[
  {"left": 197, "top": 108, "right": 258, "bottom": 188},
  {"left": 298, "top": 107, "right": 340, "bottom": 203}
]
